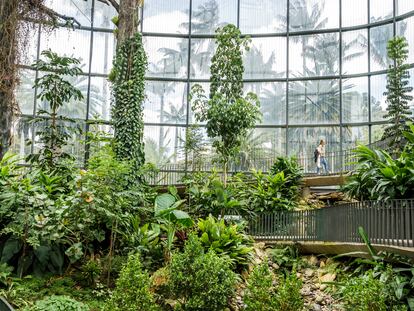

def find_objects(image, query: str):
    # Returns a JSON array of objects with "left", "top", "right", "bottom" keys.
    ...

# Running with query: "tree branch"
[{"left": 95, "top": 0, "right": 119, "bottom": 13}]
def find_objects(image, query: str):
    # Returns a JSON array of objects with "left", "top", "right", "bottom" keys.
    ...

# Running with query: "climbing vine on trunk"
[{"left": 110, "top": 32, "right": 147, "bottom": 182}]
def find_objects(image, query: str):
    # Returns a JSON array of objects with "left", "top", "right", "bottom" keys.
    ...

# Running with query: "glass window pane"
[
  {"left": 35, "top": 72, "right": 88, "bottom": 119},
  {"left": 94, "top": 1, "right": 117, "bottom": 29},
  {"left": 288, "top": 126, "right": 341, "bottom": 172},
  {"left": 91, "top": 31, "right": 115, "bottom": 74},
  {"left": 190, "top": 39, "right": 216, "bottom": 79},
  {"left": 144, "top": 81, "right": 187, "bottom": 124},
  {"left": 244, "top": 82, "right": 286, "bottom": 125},
  {"left": 144, "top": 125, "right": 186, "bottom": 165},
  {"left": 342, "top": 126, "right": 369, "bottom": 149},
  {"left": 289, "top": 80, "right": 340, "bottom": 125},
  {"left": 145, "top": 36, "right": 189, "bottom": 79},
  {"left": 289, "top": 0, "right": 339, "bottom": 31},
  {"left": 191, "top": 0, "right": 237, "bottom": 34},
  {"left": 45, "top": 0, "right": 92, "bottom": 27},
  {"left": 372, "top": 124, "right": 388, "bottom": 142},
  {"left": 370, "top": 74, "right": 388, "bottom": 122},
  {"left": 397, "top": 17, "right": 414, "bottom": 64},
  {"left": 10, "top": 117, "right": 33, "bottom": 159},
  {"left": 342, "top": 0, "right": 368, "bottom": 27},
  {"left": 342, "top": 77, "right": 369, "bottom": 123},
  {"left": 16, "top": 69, "right": 36, "bottom": 115},
  {"left": 342, "top": 29, "right": 368, "bottom": 75},
  {"left": 143, "top": 0, "right": 190, "bottom": 34},
  {"left": 89, "top": 77, "right": 111, "bottom": 121},
  {"left": 289, "top": 33, "right": 339, "bottom": 77},
  {"left": 235, "top": 128, "right": 286, "bottom": 171},
  {"left": 40, "top": 27, "right": 91, "bottom": 72},
  {"left": 244, "top": 37, "right": 287, "bottom": 79},
  {"left": 240, "top": 0, "right": 287, "bottom": 34},
  {"left": 397, "top": 0, "right": 414, "bottom": 16},
  {"left": 370, "top": 0, "right": 393, "bottom": 22},
  {"left": 370, "top": 24, "right": 393, "bottom": 72}
]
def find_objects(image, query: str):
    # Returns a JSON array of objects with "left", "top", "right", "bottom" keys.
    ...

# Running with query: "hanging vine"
[{"left": 110, "top": 32, "right": 148, "bottom": 182}]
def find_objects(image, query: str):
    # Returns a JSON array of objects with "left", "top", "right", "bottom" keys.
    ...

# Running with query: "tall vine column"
[
  {"left": 0, "top": 1, "right": 19, "bottom": 159},
  {"left": 111, "top": 0, "right": 147, "bottom": 182}
]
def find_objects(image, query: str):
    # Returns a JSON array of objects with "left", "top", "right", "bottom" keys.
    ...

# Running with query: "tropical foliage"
[{"left": 343, "top": 124, "right": 414, "bottom": 201}]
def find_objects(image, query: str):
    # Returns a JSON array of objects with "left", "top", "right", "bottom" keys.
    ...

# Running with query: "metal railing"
[
  {"left": 146, "top": 139, "right": 392, "bottom": 185},
  {"left": 247, "top": 199, "right": 414, "bottom": 248}
]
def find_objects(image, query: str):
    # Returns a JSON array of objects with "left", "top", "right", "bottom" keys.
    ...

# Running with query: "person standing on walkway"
[{"left": 316, "top": 139, "right": 329, "bottom": 174}]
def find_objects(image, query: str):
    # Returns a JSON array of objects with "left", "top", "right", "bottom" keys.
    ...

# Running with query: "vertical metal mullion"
[
  {"left": 393, "top": 0, "right": 397, "bottom": 36},
  {"left": 339, "top": 0, "right": 343, "bottom": 171},
  {"left": 237, "top": 0, "right": 241, "bottom": 29},
  {"left": 84, "top": 0, "right": 95, "bottom": 167},
  {"left": 31, "top": 23, "right": 43, "bottom": 155},
  {"left": 184, "top": 0, "right": 193, "bottom": 178},
  {"left": 285, "top": 0, "right": 289, "bottom": 157}
]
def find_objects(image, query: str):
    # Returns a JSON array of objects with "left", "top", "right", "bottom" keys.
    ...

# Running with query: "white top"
[{"left": 317, "top": 144, "right": 325, "bottom": 157}]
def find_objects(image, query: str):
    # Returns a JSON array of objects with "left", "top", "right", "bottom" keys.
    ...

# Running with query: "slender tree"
[
  {"left": 383, "top": 36, "right": 413, "bottom": 150},
  {"left": 190, "top": 24, "right": 261, "bottom": 186}
]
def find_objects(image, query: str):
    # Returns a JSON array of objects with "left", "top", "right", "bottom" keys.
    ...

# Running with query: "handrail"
[
  {"left": 146, "top": 139, "right": 391, "bottom": 185},
  {"left": 245, "top": 199, "right": 414, "bottom": 248}
]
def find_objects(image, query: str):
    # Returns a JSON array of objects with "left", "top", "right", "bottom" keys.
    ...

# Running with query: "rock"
[
  {"left": 255, "top": 242, "right": 266, "bottom": 249},
  {"left": 319, "top": 260, "right": 326, "bottom": 268},
  {"left": 271, "top": 263, "right": 279, "bottom": 270},
  {"left": 304, "top": 268, "right": 314, "bottom": 278},
  {"left": 306, "top": 255, "right": 319, "bottom": 266},
  {"left": 315, "top": 295, "right": 324, "bottom": 304},
  {"left": 312, "top": 303, "right": 322, "bottom": 311},
  {"left": 319, "top": 272, "right": 336, "bottom": 291}
]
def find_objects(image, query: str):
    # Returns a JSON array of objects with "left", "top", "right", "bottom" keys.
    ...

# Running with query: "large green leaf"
[
  {"left": 172, "top": 210, "right": 193, "bottom": 228},
  {"left": 155, "top": 194, "right": 175, "bottom": 211},
  {"left": 1, "top": 237, "right": 22, "bottom": 263}
]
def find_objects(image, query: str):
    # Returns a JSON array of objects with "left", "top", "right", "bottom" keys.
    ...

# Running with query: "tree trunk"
[
  {"left": 0, "top": 1, "right": 19, "bottom": 159},
  {"left": 117, "top": 0, "right": 140, "bottom": 45}
]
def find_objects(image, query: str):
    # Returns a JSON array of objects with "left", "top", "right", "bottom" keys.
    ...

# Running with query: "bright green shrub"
[
  {"left": 104, "top": 254, "right": 159, "bottom": 311},
  {"left": 243, "top": 262, "right": 278, "bottom": 311},
  {"left": 26, "top": 295, "right": 89, "bottom": 311},
  {"left": 270, "top": 156, "right": 303, "bottom": 193},
  {"left": 341, "top": 272, "right": 387, "bottom": 311},
  {"left": 168, "top": 234, "right": 237, "bottom": 310},
  {"left": 197, "top": 215, "right": 253, "bottom": 269},
  {"left": 275, "top": 271, "right": 303, "bottom": 311}
]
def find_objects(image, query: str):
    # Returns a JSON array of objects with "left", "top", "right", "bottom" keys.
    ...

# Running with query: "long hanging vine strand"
[{"left": 111, "top": 32, "right": 147, "bottom": 182}]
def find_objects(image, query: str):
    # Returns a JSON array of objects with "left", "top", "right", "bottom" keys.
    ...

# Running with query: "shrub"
[
  {"left": 26, "top": 295, "right": 89, "bottom": 311},
  {"left": 243, "top": 262, "right": 278, "bottom": 311},
  {"left": 275, "top": 271, "right": 303, "bottom": 311},
  {"left": 270, "top": 156, "right": 303, "bottom": 191},
  {"left": 103, "top": 253, "right": 159, "bottom": 311},
  {"left": 197, "top": 215, "right": 253, "bottom": 269},
  {"left": 244, "top": 170, "right": 299, "bottom": 212},
  {"left": 168, "top": 234, "right": 237, "bottom": 310},
  {"left": 341, "top": 272, "right": 387, "bottom": 311},
  {"left": 342, "top": 144, "right": 414, "bottom": 201}
]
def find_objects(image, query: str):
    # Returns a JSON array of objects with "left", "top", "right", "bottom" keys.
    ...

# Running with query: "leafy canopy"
[{"left": 190, "top": 24, "right": 261, "bottom": 164}]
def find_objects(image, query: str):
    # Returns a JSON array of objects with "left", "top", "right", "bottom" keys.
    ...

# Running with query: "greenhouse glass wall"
[{"left": 13, "top": 0, "right": 414, "bottom": 178}]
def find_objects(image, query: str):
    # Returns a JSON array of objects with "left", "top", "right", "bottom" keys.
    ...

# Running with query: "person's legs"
[{"left": 321, "top": 157, "right": 329, "bottom": 173}]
